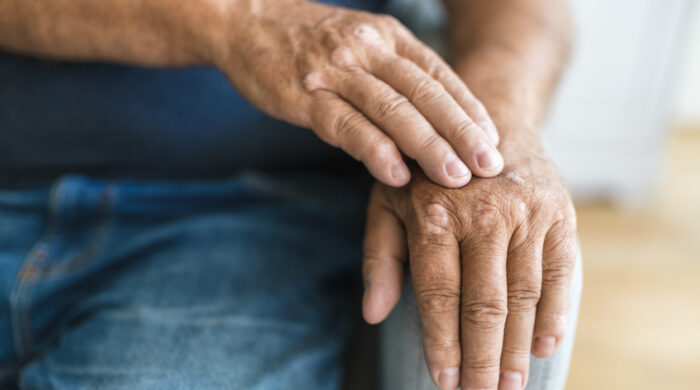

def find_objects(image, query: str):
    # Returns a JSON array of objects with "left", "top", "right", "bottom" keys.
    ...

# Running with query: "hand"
[
  {"left": 361, "top": 138, "right": 578, "bottom": 390},
  {"left": 214, "top": 0, "right": 503, "bottom": 188}
]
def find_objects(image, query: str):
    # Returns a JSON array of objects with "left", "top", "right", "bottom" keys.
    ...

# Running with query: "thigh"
[
  {"left": 8, "top": 173, "right": 368, "bottom": 390},
  {"left": 380, "top": 253, "right": 584, "bottom": 390}
]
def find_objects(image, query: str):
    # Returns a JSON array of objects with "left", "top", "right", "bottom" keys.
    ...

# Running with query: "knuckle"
[
  {"left": 464, "top": 357, "right": 501, "bottom": 375},
  {"left": 421, "top": 202, "right": 452, "bottom": 235},
  {"left": 542, "top": 259, "right": 574, "bottom": 286},
  {"left": 302, "top": 71, "right": 327, "bottom": 92},
  {"left": 471, "top": 201, "right": 505, "bottom": 231},
  {"left": 507, "top": 285, "right": 541, "bottom": 313},
  {"left": 351, "top": 23, "right": 383, "bottom": 44},
  {"left": 409, "top": 77, "right": 445, "bottom": 104},
  {"left": 417, "top": 132, "right": 443, "bottom": 154},
  {"left": 409, "top": 193, "right": 461, "bottom": 239},
  {"left": 545, "top": 231, "right": 578, "bottom": 266},
  {"left": 461, "top": 298, "right": 508, "bottom": 329},
  {"left": 312, "top": 109, "right": 341, "bottom": 146},
  {"left": 333, "top": 110, "right": 365, "bottom": 142},
  {"left": 502, "top": 344, "right": 532, "bottom": 357},
  {"left": 510, "top": 199, "right": 529, "bottom": 222},
  {"left": 330, "top": 45, "right": 357, "bottom": 68},
  {"left": 375, "top": 93, "right": 410, "bottom": 119},
  {"left": 424, "top": 336, "right": 460, "bottom": 352},
  {"left": 451, "top": 120, "right": 481, "bottom": 145},
  {"left": 428, "top": 63, "right": 447, "bottom": 80},
  {"left": 416, "top": 286, "right": 461, "bottom": 314}
]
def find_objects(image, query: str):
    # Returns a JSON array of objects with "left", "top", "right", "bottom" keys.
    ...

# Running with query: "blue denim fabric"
[
  {"left": 0, "top": 173, "right": 369, "bottom": 390},
  {"left": 0, "top": 0, "right": 390, "bottom": 184}
]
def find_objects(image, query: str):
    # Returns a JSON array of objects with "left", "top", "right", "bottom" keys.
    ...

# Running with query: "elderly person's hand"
[
  {"left": 217, "top": 0, "right": 502, "bottom": 187},
  {"left": 361, "top": 131, "right": 578, "bottom": 390}
]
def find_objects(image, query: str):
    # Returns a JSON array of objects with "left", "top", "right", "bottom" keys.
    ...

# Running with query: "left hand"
[{"left": 361, "top": 135, "right": 578, "bottom": 390}]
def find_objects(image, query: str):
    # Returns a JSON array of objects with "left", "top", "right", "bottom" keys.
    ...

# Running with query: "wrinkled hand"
[
  {"left": 216, "top": 0, "right": 502, "bottom": 187},
  {"left": 362, "top": 140, "right": 578, "bottom": 390}
]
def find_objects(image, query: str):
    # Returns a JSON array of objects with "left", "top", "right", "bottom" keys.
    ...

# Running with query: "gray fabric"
[{"left": 380, "top": 253, "right": 584, "bottom": 390}]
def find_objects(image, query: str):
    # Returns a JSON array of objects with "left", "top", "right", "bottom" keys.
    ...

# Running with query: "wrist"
[
  {"left": 179, "top": 0, "right": 237, "bottom": 66},
  {"left": 450, "top": 52, "right": 546, "bottom": 162},
  {"left": 205, "top": 0, "right": 313, "bottom": 68}
]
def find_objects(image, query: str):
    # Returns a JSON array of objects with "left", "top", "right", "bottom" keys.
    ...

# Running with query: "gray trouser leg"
[{"left": 380, "top": 254, "right": 584, "bottom": 390}]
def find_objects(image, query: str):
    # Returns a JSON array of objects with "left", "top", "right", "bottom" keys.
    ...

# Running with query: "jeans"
[{"left": 0, "top": 173, "right": 580, "bottom": 390}]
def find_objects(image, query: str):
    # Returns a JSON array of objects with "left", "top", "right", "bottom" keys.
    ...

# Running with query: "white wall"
[
  {"left": 675, "top": 5, "right": 700, "bottom": 126},
  {"left": 539, "top": 0, "right": 697, "bottom": 203}
]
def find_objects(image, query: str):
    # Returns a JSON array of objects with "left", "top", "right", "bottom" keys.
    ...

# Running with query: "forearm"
[
  {"left": 0, "top": 0, "right": 233, "bottom": 66},
  {"left": 444, "top": 0, "right": 572, "bottom": 150}
]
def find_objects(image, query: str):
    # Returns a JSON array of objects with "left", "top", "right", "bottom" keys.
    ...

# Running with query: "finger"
[
  {"left": 499, "top": 226, "right": 545, "bottom": 390},
  {"left": 533, "top": 217, "right": 578, "bottom": 358},
  {"left": 460, "top": 217, "right": 510, "bottom": 390},
  {"left": 362, "top": 185, "right": 407, "bottom": 324},
  {"left": 407, "top": 202, "right": 462, "bottom": 390},
  {"left": 309, "top": 90, "right": 411, "bottom": 187},
  {"left": 331, "top": 68, "right": 472, "bottom": 188},
  {"left": 397, "top": 38, "right": 500, "bottom": 145},
  {"left": 367, "top": 52, "right": 503, "bottom": 178}
]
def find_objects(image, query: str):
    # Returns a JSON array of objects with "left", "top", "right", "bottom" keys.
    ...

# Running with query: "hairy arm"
[
  {"left": 0, "top": 0, "right": 230, "bottom": 65},
  {"left": 0, "top": 0, "right": 507, "bottom": 188}
]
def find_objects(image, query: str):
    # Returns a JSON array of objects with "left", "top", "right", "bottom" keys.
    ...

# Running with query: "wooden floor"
[{"left": 566, "top": 129, "right": 700, "bottom": 389}]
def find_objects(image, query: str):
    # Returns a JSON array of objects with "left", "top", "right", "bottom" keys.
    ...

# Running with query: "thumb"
[{"left": 362, "top": 184, "right": 407, "bottom": 324}]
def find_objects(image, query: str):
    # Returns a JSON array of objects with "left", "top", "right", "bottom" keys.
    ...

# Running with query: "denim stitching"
[
  {"left": 8, "top": 181, "right": 64, "bottom": 360},
  {"left": 39, "top": 183, "right": 114, "bottom": 278}
]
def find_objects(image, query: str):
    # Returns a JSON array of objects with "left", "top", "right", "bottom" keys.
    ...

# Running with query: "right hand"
[{"left": 213, "top": 0, "right": 503, "bottom": 187}]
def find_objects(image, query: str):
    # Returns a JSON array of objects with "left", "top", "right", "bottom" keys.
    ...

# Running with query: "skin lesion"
[
  {"left": 505, "top": 171, "right": 525, "bottom": 185},
  {"left": 423, "top": 203, "right": 452, "bottom": 235}
]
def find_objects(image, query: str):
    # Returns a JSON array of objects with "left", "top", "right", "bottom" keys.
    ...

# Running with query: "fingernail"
[
  {"left": 476, "top": 142, "right": 503, "bottom": 171},
  {"left": 445, "top": 155, "right": 470, "bottom": 178},
  {"left": 391, "top": 161, "right": 410, "bottom": 183},
  {"left": 499, "top": 371, "right": 522, "bottom": 390},
  {"left": 478, "top": 120, "right": 499, "bottom": 144},
  {"left": 438, "top": 367, "right": 460, "bottom": 390},
  {"left": 534, "top": 336, "right": 556, "bottom": 357}
]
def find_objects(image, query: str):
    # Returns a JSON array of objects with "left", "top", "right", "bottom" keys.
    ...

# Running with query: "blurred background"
[
  {"left": 545, "top": 2, "right": 700, "bottom": 389},
  {"left": 390, "top": 0, "right": 700, "bottom": 388}
]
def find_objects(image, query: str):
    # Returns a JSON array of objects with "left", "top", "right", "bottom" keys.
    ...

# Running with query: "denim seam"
[
  {"left": 8, "top": 181, "right": 113, "bottom": 359},
  {"left": 9, "top": 179, "right": 66, "bottom": 359},
  {"left": 38, "top": 184, "right": 113, "bottom": 277},
  {"left": 9, "top": 231, "right": 55, "bottom": 360}
]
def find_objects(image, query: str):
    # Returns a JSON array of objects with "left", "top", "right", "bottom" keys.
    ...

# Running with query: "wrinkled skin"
[
  {"left": 219, "top": 0, "right": 503, "bottom": 188},
  {"left": 362, "top": 135, "right": 579, "bottom": 390},
  {"left": 0, "top": 0, "right": 573, "bottom": 389}
]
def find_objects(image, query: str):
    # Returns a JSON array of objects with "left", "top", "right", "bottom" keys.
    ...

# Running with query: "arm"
[
  {"left": 445, "top": 0, "right": 573, "bottom": 141},
  {"left": 362, "top": 1, "right": 576, "bottom": 389},
  {"left": 0, "top": 0, "right": 504, "bottom": 189},
  {"left": 0, "top": 0, "right": 227, "bottom": 65}
]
